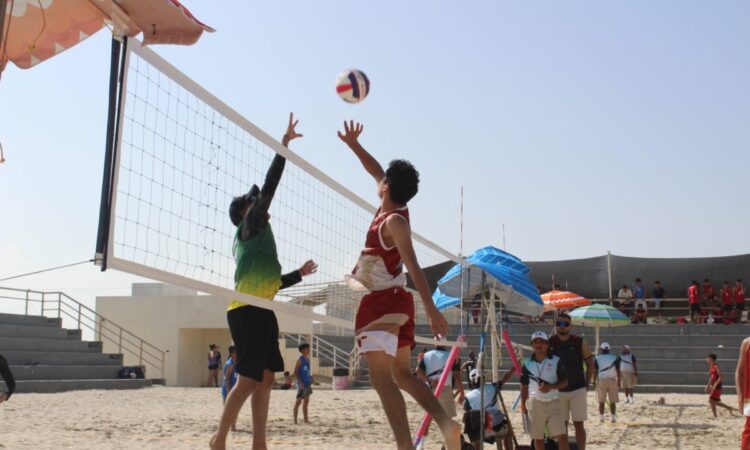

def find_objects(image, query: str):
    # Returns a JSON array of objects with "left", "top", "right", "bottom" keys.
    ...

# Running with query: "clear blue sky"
[{"left": 1, "top": 1, "right": 748, "bottom": 310}]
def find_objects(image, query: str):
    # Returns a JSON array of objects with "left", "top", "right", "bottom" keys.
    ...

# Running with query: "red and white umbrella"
[
  {"left": 541, "top": 290, "right": 591, "bottom": 312},
  {"left": 1, "top": 0, "right": 214, "bottom": 75}
]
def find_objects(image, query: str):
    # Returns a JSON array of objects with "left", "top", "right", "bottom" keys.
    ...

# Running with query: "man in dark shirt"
[
  {"left": 0, "top": 354, "right": 16, "bottom": 404},
  {"left": 548, "top": 312, "right": 594, "bottom": 450},
  {"left": 652, "top": 281, "right": 665, "bottom": 309}
]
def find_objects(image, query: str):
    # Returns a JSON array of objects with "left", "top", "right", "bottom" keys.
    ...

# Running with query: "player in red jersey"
[
  {"left": 339, "top": 120, "right": 460, "bottom": 450},
  {"left": 706, "top": 353, "right": 734, "bottom": 418}
]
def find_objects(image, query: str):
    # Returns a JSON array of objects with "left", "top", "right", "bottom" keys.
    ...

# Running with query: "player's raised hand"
[
  {"left": 299, "top": 260, "right": 318, "bottom": 276},
  {"left": 283, "top": 112, "right": 303, "bottom": 145},
  {"left": 337, "top": 120, "right": 364, "bottom": 146}
]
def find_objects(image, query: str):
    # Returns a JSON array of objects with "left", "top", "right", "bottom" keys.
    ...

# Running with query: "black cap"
[{"left": 229, "top": 184, "right": 260, "bottom": 226}]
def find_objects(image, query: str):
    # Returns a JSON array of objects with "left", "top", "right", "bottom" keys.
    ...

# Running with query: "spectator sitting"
[
  {"left": 652, "top": 281, "right": 665, "bottom": 309},
  {"left": 633, "top": 278, "right": 647, "bottom": 310},
  {"left": 617, "top": 285, "right": 634, "bottom": 316},
  {"left": 702, "top": 278, "right": 717, "bottom": 307},
  {"left": 631, "top": 305, "right": 647, "bottom": 324}
]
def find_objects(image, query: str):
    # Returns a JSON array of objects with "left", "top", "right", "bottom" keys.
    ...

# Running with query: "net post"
[{"left": 95, "top": 35, "right": 128, "bottom": 271}]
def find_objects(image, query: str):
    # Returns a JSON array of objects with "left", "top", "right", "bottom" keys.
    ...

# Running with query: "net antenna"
[{"left": 95, "top": 38, "right": 466, "bottom": 341}]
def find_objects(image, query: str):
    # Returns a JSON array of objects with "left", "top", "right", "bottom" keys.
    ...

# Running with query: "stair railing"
[{"left": 0, "top": 286, "right": 165, "bottom": 380}]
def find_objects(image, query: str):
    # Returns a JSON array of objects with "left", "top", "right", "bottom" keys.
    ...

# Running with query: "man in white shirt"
[
  {"left": 520, "top": 331, "right": 570, "bottom": 450},
  {"left": 594, "top": 342, "right": 621, "bottom": 423},
  {"left": 620, "top": 345, "right": 638, "bottom": 404}
]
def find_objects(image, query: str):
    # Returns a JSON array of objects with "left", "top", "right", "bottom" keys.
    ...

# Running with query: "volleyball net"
[{"left": 96, "top": 38, "right": 461, "bottom": 336}]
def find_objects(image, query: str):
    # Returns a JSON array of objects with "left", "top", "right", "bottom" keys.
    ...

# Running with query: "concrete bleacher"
[{"left": 0, "top": 313, "right": 152, "bottom": 393}]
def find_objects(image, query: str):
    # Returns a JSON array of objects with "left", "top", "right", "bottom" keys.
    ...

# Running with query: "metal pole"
[
  {"left": 161, "top": 351, "right": 165, "bottom": 380},
  {"left": 479, "top": 270, "right": 487, "bottom": 446},
  {"left": 607, "top": 251, "right": 614, "bottom": 305},
  {"left": 40, "top": 293, "right": 45, "bottom": 317},
  {"left": 58, "top": 293, "right": 61, "bottom": 319},
  {"left": 95, "top": 36, "right": 126, "bottom": 270},
  {"left": 139, "top": 340, "right": 144, "bottom": 365},
  {"left": 0, "top": 1, "right": 8, "bottom": 53},
  {"left": 489, "top": 281, "right": 499, "bottom": 383},
  {"left": 118, "top": 328, "right": 123, "bottom": 354},
  {"left": 77, "top": 303, "right": 82, "bottom": 331},
  {"left": 24, "top": 290, "right": 29, "bottom": 315}
]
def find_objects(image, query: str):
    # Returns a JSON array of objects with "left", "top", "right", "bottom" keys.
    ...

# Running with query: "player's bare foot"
[
  {"left": 437, "top": 419, "right": 461, "bottom": 450},
  {"left": 209, "top": 435, "right": 225, "bottom": 450}
]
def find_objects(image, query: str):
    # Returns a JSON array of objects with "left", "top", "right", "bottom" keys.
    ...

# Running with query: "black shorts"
[
  {"left": 296, "top": 385, "right": 313, "bottom": 399},
  {"left": 737, "top": 303, "right": 746, "bottom": 311},
  {"left": 227, "top": 305, "right": 284, "bottom": 382},
  {"left": 690, "top": 303, "right": 701, "bottom": 313},
  {"left": 208, "top": 364, "right": 219, "bottom": 370},
  {"left": 723, "top": 304, "right": 734, "bottom": 312},
  {"left": 462, "top": 410, "right": 506, "bottom": 443}
]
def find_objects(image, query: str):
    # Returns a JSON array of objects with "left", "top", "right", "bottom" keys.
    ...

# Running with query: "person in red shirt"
[
  {"left": 735, "top": 279, "right": 746, "bottom": 323},
  {"left": 703, "top": 279, "right": 717, "bottom": 307},
  {"left": 688, "top": 281, "right": 702, "bottom": 323},
  {"left": 706, "top": 353, "right": 734, "bottom": 417},
  {"left": 721, "top": 282, "right": 734, "bottom": 323}
]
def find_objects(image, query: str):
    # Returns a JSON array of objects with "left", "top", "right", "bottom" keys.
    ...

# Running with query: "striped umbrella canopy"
[
  {"left": 433, "top": 246, "right": 543, "bottom": 317},
  {"left": 569, "top": 304, "right": 630, "bottom": 351},
  {"left": 541, "top": 290, "right": 591, "bottom": 312}
]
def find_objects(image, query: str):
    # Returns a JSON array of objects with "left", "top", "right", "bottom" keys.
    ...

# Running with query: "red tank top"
[
  {"left": 722, "top": 288, "right": 733, "bottom": 305},
  {"left": 688, "top": 285, "right": 700, "bottom": 304},
  {"left": 709, "top": 364, "right": 720, "bottom": 385},
  {"left": 736, "top": 285, "right": 746, "bottom": 303},
  {"left": 347, "top": 207, "right": 409, "bottom": 292}
]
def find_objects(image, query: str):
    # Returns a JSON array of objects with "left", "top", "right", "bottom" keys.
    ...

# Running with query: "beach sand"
[{"left": 0, "top": 386, "right": 741, "bottom": 449}]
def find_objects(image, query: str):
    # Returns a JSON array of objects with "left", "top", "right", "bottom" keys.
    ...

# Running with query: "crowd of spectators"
[{"left": 615, "top": 278, "right": 746, "bottom": 324}]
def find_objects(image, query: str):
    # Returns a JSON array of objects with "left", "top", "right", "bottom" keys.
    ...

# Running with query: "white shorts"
[{"left": 356, "top": 330, "right": 398, "bottom": 357}]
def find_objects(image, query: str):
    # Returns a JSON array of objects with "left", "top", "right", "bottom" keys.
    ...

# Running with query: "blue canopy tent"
[
  {"left": 434, "top": 246, "right": 544, "bottom": 317},
  {"left": 432, "top": 246, "right": 542, "bottom": 446}
]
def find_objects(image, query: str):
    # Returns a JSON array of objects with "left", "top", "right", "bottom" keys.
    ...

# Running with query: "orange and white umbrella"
[{"left": 541, "top": 290, "right": 591, "bottom": 312}]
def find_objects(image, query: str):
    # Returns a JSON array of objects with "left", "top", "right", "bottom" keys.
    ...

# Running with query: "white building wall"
[{"left": 96, "top": 283, "right": 314, "bottom": 386}]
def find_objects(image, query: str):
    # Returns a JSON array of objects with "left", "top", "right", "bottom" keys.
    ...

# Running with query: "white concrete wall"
[{"left": 96, "top": 283, "right": 314, "bottom": 387}]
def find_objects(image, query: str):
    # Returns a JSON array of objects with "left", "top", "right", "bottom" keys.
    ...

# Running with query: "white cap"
[
  {"left": 530, "top": 331, "right": 549, "bottom": 342},
  {"left": 600, "top": 342, "right": 611, "bottom": 350},
  {"left": 622, "top": 344, "right": 630, "bottom": 350},
  {"left": 469, "top": 368, "right": 480, "bottom": 383}
]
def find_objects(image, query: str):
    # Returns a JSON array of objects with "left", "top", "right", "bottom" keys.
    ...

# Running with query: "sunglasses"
[{"left": 556, "top": 320, "right": 571, "bottom": 327}]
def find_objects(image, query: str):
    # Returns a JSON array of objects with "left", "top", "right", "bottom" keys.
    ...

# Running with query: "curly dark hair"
[{"left": 385, "top": 159, "right": 419, "bottom": 205}]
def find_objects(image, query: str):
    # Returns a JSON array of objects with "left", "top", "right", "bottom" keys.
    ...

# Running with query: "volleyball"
[{"left": 335, "top": 69, "right": 370, "bottom": 103}]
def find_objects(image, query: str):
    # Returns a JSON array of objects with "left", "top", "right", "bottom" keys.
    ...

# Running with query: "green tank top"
[{"left": 228, "top": 223, "right": 282, "bottom": 311}]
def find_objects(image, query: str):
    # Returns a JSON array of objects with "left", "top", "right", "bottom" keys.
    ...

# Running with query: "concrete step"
[
  {"left": 0, "top": 336, "right": 102, "bottom": 353},
  {"left": 497, "top": 383, "right": 737, "bottom": 395},
  {"left": 9, "top": 364, "right": 137, "bottom": 380},
  {"left": 0, "top": 324, "right": 81, "bottom": 340},
  {"left": 0, "top": 313, "right": 62, "bottom": 328},
  {"left": 1, "top": 378, "right": 152, "bottom": 393},
  {"left": 2, "top": 350, "right": 123, "bottom": 366},
  {"left": 635, "top": 371, "right": 729, "bottom": 385}
]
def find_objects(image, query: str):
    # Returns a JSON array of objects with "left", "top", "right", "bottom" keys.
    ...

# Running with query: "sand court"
[{"left": 0, "top": 387, "right": 741, "bottom": 449}]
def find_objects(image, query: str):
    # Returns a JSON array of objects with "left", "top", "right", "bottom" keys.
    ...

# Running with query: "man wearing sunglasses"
[{"left": 548, "top": 313, "right": 595, "bottom": 450}]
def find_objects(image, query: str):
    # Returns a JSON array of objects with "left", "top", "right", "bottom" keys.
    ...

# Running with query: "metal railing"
[
  {"left": 285, "top": 334, "right": 351, "bottom": 370},
  {"left": 0, "top": 286, "right": 165, "bottom": 379}
]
